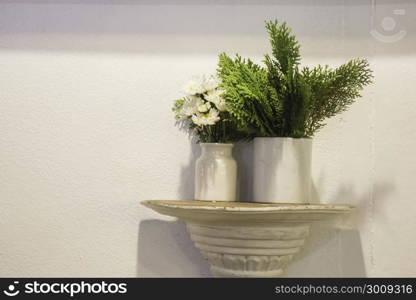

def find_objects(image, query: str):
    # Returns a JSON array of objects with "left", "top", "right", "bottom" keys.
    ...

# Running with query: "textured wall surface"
[{"left": 0, "top": 1, "right": 415, "bottom": 277}]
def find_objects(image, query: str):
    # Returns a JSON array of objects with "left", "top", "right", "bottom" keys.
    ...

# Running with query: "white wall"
[{"left": 0, "top": 0, "right": 415, "bottom": 277}]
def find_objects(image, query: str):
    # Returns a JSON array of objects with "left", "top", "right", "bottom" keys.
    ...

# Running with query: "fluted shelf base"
[{"left": 142, "top": 200, "right": 354, "bottom": 277}]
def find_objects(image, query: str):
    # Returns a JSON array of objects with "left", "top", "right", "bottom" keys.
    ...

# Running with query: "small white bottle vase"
[
  {"left": 253, "top": 137, "right": 312, "bottom": 203},
  {"left": 194, "top": 143, "right": 237, "bottom": 202}
]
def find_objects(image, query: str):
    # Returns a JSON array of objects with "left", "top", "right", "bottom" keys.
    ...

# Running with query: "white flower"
[
  {"left": 191, "top": 108, "right": 221, "bottom": 126},
  {"left": 182, "top": 74, "right": 222, "bottom": 95},
  {"left": 215, "top": 100, "right": 228, "bottom": 112},
  {"left": 203, "top": 75, "right": 222, "bottom": 92},
  {"left": 178, "top": 95, "right": 199, "bottom": 117},
  {"left": 205, "top": 88, "right": 228, "bottom": 111},
  {"left": 197, "top": 101, "right": 211, "bottom": 113},
  {"left": 182, "top": 76, "right": 207, "bottom": 95}
]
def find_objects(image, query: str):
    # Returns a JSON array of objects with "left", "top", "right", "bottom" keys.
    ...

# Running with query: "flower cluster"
[{"left": 173, "top": 75, "right": 227, "bottom": 127}]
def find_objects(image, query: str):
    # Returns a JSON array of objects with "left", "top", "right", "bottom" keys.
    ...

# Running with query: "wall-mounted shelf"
[{"left": 142, "top": 200, "right": 355, "bottom": 277}]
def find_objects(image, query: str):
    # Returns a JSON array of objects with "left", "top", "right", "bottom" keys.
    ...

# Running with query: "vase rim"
[
  {"left": 199, "top": 143, "right": 234, "bottom": 147},
  {"left": 254, "top": 137, "right": 312, "bottom": 140}
]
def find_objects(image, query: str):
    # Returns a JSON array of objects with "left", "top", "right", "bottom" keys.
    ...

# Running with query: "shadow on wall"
[
  {"left": 233, "top": 142, "right": 254, "bottom": 202},
  {"left": 329, "top": 181, "right": 396, "bottom": 228},
  {"left": 3, "top": 0, "right": 415, "bottom": 56},
  {"left": 137, "top": 219, "right": 211, "bottom": 277},
  {"left": 177, "top": 139, "right": 200, "bottom": 201},
  {"left": 2, "top": 0, "right": 378, "bottom": 4},
  {"left": 289, "top": 225, "right": 367, "bottom": 277},
  {"left": 289, "top": 181, "right": 395, "bottom": 277}
]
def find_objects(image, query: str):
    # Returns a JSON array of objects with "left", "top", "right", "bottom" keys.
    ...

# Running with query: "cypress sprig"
[{"left": 217, "top": 20, "right": 373, "bottom": 138}]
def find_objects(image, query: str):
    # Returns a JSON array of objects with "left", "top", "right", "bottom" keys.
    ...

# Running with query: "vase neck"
[{"left": 200, "top": 143, "right": 233, "bottom": 157}]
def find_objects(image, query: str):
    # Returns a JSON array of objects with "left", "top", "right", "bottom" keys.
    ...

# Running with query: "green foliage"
[
  {"left": 218, "top": 54, "right": 279, "bottom": 137},
  {"left": 192, "top": 117, "right": 246, "bottom": 144},
  {"left": 266, "top": 20, "right": 300, "bottom": 74},
  {"left": 217, "top": 20, "right": 373, "bottom": 138}
]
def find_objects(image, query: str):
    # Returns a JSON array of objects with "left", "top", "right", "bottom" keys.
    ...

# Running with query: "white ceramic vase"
[
  {"left": 194, "top": 143, "right": 237, "bottom": 202},
  {"left": 253, "top": 137, "right": 312, "bottom": 203}
]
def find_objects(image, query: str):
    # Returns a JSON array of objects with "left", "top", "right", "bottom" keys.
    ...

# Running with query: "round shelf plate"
[{"left": 142, "top": 200, "right": 354, "bottom": 225}]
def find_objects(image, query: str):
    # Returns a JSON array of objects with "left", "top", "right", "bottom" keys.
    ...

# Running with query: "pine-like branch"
[{"left": 217, "top": 20, "right": 373, "bottom": 138}]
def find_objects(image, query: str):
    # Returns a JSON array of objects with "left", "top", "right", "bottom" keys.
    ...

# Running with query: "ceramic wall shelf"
[{"left": 142, "top": 200, "right": 354, "bottom": 277}]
